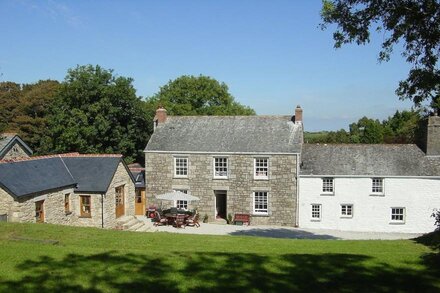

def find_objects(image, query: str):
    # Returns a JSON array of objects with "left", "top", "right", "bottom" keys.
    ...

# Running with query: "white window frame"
[
  {"left": 371, "top": 178, "right": 384, "bottom": 195},
  {"left": 173, "top": 189, "right": 188, "bottom": 210},
  {"left": 253, "top": 191, "right": 268, "bottom": 215},
  {"left": 340, "top": 204, "right": 353, "bottom": 218},
  {"left": 321, "top": 178, "right": 334, "bottom": 195},
  {"left": 213, "top": 157, "right": 228, "bottom": 179},
  {"left": 174, "top": 157, "right": 188, "bottom": 178},
  {"left": 390, "top": 207, "right": 405, "bottom": 223},
  {"left": 311, "top": 204, "right": 321, "bottom": 221},
  {"left": 254, "top": 158, "right": 269, "bottom": 180}
]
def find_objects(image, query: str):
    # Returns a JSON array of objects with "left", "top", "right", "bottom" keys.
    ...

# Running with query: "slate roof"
[
  {"left": 130, "top": 169, "right": 145, "bottom": 188},
  {"left": 300, "top": 144, "right": 440, "bottom": 177},
  {"left": 0, "top": 157, "right": 76, "bottom": 197},
  {"left": 62, "top": 157, "right": 123, "bottom": 193},
  {"left": 145, "top": 116, "right": 303, "bottom": 154},
  {"left": 0, "top": 133, "right": 33, "bottom": 158},
  {"left": 0, "top": 154, "right": 133, "bottom": 197}
]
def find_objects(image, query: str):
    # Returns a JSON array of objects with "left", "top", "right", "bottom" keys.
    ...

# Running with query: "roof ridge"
[
  {"left": 305, "top": 143, "right": 417, "bottom": 147},
  {"left": 0, "top": 152, "right": 123, "bottom": 164},
  {"left": 168, "top": 115, "right": 291, "bottom": 118}
]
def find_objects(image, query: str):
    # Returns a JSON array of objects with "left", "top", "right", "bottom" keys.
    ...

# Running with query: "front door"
[
  {"left": 35, "top": 200, "right": 44, "bottom": 223},
  {"left": 135, "top": 189, "right": 146, "bottom": 216},
  {"left": 115, "top": 185, "right": 125, "bottom": 218},
  {"left": 215, "top": 190, "right": 227, "bottom": 219}
]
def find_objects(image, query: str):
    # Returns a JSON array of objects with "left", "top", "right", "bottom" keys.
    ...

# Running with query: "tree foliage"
[
  {"left": 147, "top": 75, "right": 255, "bottom": 116},
  {"left": 321, "top": 0, "right": 440, "bottom": 112},
  {"left": 0, "top": 80, "right": 60, "bottom": 154},
  {"left": 46, "top": 65, "right": 152, "bottom": 163},
  {"left": 305, "top": 110, "right": 421, "bottom": 144}
]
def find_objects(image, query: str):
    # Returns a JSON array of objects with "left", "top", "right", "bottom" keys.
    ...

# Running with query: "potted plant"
[{"left": 203, "top": 214, "right": 209, "bottom": 223}]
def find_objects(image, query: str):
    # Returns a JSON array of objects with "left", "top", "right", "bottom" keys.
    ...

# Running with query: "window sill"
[
  {"left": 340, "top": 215, "right": 353, "bottom": 219},
  {"left": 389, "top": 221, "right": 405, "bottom": 225},
  {"left": 79, "top": 215, "right": 92, "bottom": 218},
  {"left": 370, "top": 193, "right": 385, "bottom": 197},
  {"left": 254, "top": 177, "right": 269, "bottom": 181},
  {"left": 310, "top": 219, "right": 321, "bottom": 222},
  {"left": 320, "top": 193, "right": 334, "bottom": 196},
  {"left": 173, "top": 176, "right": 189, "bottom": 179},
  {"left": 213, "top": 177, "right": 228, "bottom": 180},
  {"left": 252, "top": 213, "right": 269, "bottom": 217}
]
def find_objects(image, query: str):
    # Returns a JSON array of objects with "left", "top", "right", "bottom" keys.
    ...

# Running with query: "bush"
[{"left": 432, "top": 210, "right": 440, "bottom": 231}]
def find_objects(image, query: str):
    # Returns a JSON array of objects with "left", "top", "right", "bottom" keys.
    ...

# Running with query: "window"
[
  {"left": 64, "top": 193, "right": 70, "bottom": 213},
  {"left": 80, "top": 196, "right": 91, "bottom": 217},
  {"left": 391, "top": 207, "right": 405, "bottom": 223},
  {"left": 372, "top": 178, "right": 384, "bottom": 194},
  {"left": 341, "top": 204, "right": 353, "bottom": 217},
  {"left": 135, "top": 189, "right": 142, "bottom": 203},
  {"left": 173, "top": 190, "right": 188, "bottom": 210},
  {"left": 322, "top": 178, "right": 334, "bottom": 194},
  {"left": 176, "top": 200, "right": 188, "bottom": 210},
  {"left": 311, "top": 204, "right": 321, "bottom": 220},
  {"left": 214, "top": 157, "right": 228, "bottom": 178},
  {"left": 254, "top": 158, "right": 269, "bottom": 179},
  {"left": 174, "top": 157, "right": 188, "bottom": 177},
  {"left": 253, "top": 191, "right": 268, "bottom": 214}
]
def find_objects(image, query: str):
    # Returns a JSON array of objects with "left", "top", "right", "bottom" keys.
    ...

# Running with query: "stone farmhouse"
[
  {"left": 0, "top": 133, "right": 33, "bottom": 160},
  {"left": 145, "top": 106, "right": 440, "bottom": 233},
  {"left": 299, "top": 116, "right": 440, "bottom": 233},
  {"left": 145, "top": 106, "right": 304, "bottom": 226},
  {"left": 0, "top": 153, "right": 135, "bottom": 228}
]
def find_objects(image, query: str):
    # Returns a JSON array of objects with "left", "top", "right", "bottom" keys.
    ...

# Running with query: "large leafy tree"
[
  {"left": 0, "top": 80, "right": 60, "bottom": 153},
  {"left": 321, "top": 0, "right": 440, "bottom": 112},
  {"left": 46, "top": 65, "right": 152, "bottom": 163},
  {"left": 147, "top": 75, "right": 255, "bottom": 116}
]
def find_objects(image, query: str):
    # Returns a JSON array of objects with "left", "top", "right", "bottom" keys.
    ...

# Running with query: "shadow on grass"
[
  {"left": 229, "top": 228, "right": 338, "bottom": 239},
  {"left": 414, "top": 230, "right": 440, "bottom": 276},
  {"left": 1, "top": 250, "right": 439, "bottom": 292}
]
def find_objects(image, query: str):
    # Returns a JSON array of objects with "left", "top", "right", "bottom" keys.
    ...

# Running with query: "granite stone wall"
[
  {"left": 0, "top": 162, "right": 135, "bottom": 229},
  {"left": 2, "top": 142, "right": 30, "bottom": 160},
  {"left": 146, "top": 153, "right": 298, "bottom": 226}
]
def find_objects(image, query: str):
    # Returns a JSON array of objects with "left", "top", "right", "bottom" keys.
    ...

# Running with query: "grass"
[{"left": 0, "top": 223, "right": 439, "bottom": 292}]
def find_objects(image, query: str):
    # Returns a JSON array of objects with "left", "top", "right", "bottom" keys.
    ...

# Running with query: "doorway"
[
  {"left": 135, "top": 188, "right": 146, "bottom": 216},
  {"left": 35, "top": 200, "right": 44, "bottom": 223},
  {"left": 214, "top": 190, "right": 227, "bottom": 219},
  {"left": 115, "top": 185, "right": 125, "bottom": 218}
]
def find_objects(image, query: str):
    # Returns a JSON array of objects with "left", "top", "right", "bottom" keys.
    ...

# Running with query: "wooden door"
[
  {"left": 115, "top": 186, "right": 125, "bottom": 218},
  {"left": 135, "top": 189, "right": 146, "bottom": 216},
  {"left": 35, "top": 200, "right": 44, "bottom": 223}
]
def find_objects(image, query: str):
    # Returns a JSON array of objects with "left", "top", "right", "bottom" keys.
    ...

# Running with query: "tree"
[
  {"left": 147, "top": 75, "right": 255, "bottom": 116},
  {"left": 0, "top": 82, "right": 21, "bottom": 132},
  {"left": 46, "top": 65, "right": 152, "bottom": 163},
  {"left": 321, "top": 0, "right": 440, "bottom": 112}
]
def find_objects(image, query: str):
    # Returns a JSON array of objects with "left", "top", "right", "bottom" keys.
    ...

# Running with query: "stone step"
[
  {"left": 214, "top": 218, "right": 228, "bottom": 225},
  {"left": 117, "top": 215, "right": 134, "bottom": 225},
  {"left": 122, "top": 218, "right": 139, "bottom": 229},
  {"left": 135, "top": 224, "right": 152, "bottom": 232},
  {"left": 130, "top": 222, "right": 145, "bottom": 231}
]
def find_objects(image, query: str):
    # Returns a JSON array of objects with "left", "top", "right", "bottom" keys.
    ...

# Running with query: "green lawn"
[{"left": 0, "top": 223, "right": 438, "bottom": 292}]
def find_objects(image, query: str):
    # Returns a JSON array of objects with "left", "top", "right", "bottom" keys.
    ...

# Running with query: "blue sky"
[{"left": 1, "top": 0, "right": 414, "bottom": 131}]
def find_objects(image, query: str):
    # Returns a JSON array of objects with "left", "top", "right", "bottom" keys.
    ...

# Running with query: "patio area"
[{"left": 136, "top": 216, "right": 423, "bottom": 240}]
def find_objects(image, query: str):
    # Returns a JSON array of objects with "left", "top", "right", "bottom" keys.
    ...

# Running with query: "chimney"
[
  {"left": 426, "top": 113, "right": 440, "bottom": 156},
  {"left": 153, "top": 106, "right": 167, "bottom": 131},
  {"left": 294, "top": 105, "right": 303, "bottom": 124}
]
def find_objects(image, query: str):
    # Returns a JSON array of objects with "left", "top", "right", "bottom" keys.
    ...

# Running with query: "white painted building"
[{"left": 298, "top": 116, "right": 440, "bottom": 233}]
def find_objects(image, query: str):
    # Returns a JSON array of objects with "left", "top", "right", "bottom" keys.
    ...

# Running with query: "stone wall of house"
[
  {"left": 2, "top": 142, "right": 30, "bottom": 160},
  {"left": 146, "top": 153, "right": 298, "bottom": 226},
  {"left": 0, "top": 162, "right": 135, "bottom": 229},
  {"left": 0, "top": 186, "right": 74, "bottom": 224}
]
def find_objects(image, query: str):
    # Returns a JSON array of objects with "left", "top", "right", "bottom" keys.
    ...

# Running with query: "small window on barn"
[
  {"left": 173, "top": 189, "right": 188, "bottom": 210},
  {"left": 340, "top": 204, "right": 353, "bottom": 218},
  {"left": 253, "top": 191, "right": 268, "bottom": 214},
  {"left": 64, "top": 193, "right": 71, "bottom": 214},
  {"left": 80, "top": 195, "right": 91, "bottom": 218}
]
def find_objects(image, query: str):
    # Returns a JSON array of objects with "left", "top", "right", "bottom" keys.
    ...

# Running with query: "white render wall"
[{"left": 299, "top": 177, "right": 440, "bottom": 233}]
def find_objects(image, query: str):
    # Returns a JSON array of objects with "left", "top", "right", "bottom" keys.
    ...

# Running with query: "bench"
[{"left": 233, "top": 213, "right": 250, "bottom": 226}]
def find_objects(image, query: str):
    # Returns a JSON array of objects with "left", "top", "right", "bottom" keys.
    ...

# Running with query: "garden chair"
[
  {"left": 174, "top": 214, "right": 186, "bottom": 228},
  {"left": 186, "top": 213, "right": 200, "bottom": 227},
  {"left": 153, "top": 211, "right": 168, "bottom": 226}
]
